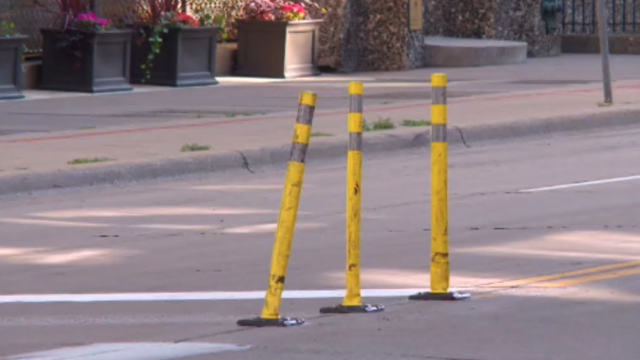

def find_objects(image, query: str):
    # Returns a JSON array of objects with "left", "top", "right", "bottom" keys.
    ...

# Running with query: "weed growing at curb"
[
  {"left": 181, "top": 144, "right": 211, "bottom": 153},
  {"left": 68, "top": 157, "right": 112, "bottom": 165},
  {"left": 311, "top": 132, "right": 333, "bottom": 137},
  {"left": 225, "top": 111, "right": 256, "bottom": 118},
  {"left": 364, "top": 118, "right": 396, "bottom": 132},
  {"left": 401, "top": 119, "right": 431, "bottom": 127}
]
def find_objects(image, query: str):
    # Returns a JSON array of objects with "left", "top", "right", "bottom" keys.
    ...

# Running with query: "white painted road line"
[
  {"left": 0, "top": 288, "right": 474, "bottom": 304},
  {"left": 520, "top": 175, "right": 640, "bottom": 193},
  {"left": 1, "top": 343, "right": 250, "bottom": 360}
]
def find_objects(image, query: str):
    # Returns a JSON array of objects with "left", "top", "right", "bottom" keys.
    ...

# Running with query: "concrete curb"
[{"left": 1, "top": 107, "right": 639, "bottom": 197}]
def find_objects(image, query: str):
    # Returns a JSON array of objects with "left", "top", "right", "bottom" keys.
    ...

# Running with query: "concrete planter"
[
  {"left": 236, "top": 19, "right": 323, "bottom": 78},
  {"left": 40, "top": 29, "right": 133, "bottom": 93},
  {"left": 0, "top": 36, "right": 26, "bottom": 100},
  {"left": 215, "top": 42, "right": 237, "bottom": 76},
  {"left": 131, "top": 26, "right": 219, "bottom": 87}
]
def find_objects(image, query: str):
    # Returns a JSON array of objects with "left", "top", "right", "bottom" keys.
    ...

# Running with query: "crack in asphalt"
[
  {"left": 452, "top": 125, "right": 472, "bottom": 148},
  {"left": 238, "top": 151, "right": 257, "bottom": 174}
]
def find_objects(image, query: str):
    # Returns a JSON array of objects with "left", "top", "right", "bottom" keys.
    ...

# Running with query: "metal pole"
[{"left": 596, "top": 0, "right": 613, "bottom": 105}]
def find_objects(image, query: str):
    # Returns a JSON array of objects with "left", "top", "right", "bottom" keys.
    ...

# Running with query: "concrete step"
[{"left": 423, "top": 36, "right": 528, "bottom": 67}]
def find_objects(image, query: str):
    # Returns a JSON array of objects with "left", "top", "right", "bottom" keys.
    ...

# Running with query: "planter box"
[
  {"left": 40, "top": 29, "right": 133, "bottom": 93},
  {"left": 131, "top": 26, "right": 219, "bottom": 87},
  {"left": 0, "top": 36, "right": 27, "bottom": 100},
  {"left": 236, "top": 19, "right": 323, "bottom": 78},
  {"left": 216, "top": 42, "right": 237, "bottom": 76}
]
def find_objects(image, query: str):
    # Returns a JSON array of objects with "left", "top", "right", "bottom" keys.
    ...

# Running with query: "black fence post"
[
  {"left": 91, "top": 0, "right": 101, "bottom": 16},
  {"left": 631, "top": 0, "right": 638, "bottom": 32}
]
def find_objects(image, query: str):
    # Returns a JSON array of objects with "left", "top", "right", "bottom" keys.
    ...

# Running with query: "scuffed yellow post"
[
  {"left": 409, "top": 74, "right": 470, "bottom": 302},
  {"left": 319, "top": 82, "right": 384, "bottom": 315},
  {"left": 430, "top": 74, "right": 449, "bottom": 294},
  {"left": 237, "top": 91, "right": 317, "bottom": 327},
  {"left": 344, "top": 82, "right": 365, "bottom": 307}
]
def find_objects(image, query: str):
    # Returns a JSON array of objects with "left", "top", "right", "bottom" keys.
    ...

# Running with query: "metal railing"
[
  {"left": 561, "top": 0, "right": 640, "bottom": 34},
  {"left": 0, "top": 0, "right": 56, "bottom": 56}
]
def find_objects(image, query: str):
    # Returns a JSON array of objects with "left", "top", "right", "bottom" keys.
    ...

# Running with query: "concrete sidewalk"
[
  {"left": 2, "top": 54, "right": 639, "bottom": 135},
  {"left": 1, "top": 55, "right": 640, "bottom": 196}
]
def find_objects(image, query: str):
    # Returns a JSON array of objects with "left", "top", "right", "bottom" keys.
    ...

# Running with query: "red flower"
[
  {"left": 281, "top": 2, "right": 307, "bottom": 21},
  {"left": 175, "top": 12, "right": 199, "bottom": 27}
]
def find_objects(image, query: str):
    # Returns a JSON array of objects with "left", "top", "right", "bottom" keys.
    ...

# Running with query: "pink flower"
[
  {"left": 77, "top": 12, "right": 97, "bottom": 22},
  {"left": 75, "top": 12, "right": 113, "bottom": 29}
]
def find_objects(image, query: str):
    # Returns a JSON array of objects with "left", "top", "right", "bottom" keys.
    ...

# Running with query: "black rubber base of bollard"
[
  {"left": 408, "top": 291, "right": 472, "bottom": 301},
  {"left": 319, "top": 304, "right": 385, "bottom": 314},
  {"left": 237, "top": 317, "right": 305, "bottom": 327}
]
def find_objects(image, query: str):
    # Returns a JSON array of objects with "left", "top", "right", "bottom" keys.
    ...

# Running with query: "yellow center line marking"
[
  {"left": 479, "top": 260, "right": 640, "bottom": 289},
  {"left": 537, "top": 267, "right": 640, "bottom": 288},
  {"left": 473, "top": 292, "right": 500, "bottom": 299}
]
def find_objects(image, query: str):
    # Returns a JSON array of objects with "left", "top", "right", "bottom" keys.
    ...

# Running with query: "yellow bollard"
[
  {"left": 319, "top": 82, "right": 384, "bottom": 314},
  {"left": 409, "top": 74, "right": 471, "bottom": 302},
  {"left": 237, "top": 91, "right": 318, "bottom": 327}
]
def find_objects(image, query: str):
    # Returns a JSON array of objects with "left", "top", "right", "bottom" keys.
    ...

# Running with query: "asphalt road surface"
[{"left": 2, "top": 126, "right": 640, "bottom": 359}]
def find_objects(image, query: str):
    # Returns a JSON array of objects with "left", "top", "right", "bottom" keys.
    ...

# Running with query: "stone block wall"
[
  {"left": 315, "top": 0, "right": 424, "bottom": 72},
  {"left": 425, "top": 0, "right": 562, "bottom": 57}
]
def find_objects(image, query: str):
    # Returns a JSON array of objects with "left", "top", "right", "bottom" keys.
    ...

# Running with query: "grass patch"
[
  {"left": 68, "top": 157, "right": 112, "bottom": 165},
  {"left": 401, "top": 119, "right": 431, "bottom": 127},
  {"left": 225, "top": 111, "right": 255, "bottom": 118},
  {"left": 181, "top": 143, "right": 211, "bottom": 152},
  {"left": 311, "top": 132, "right": 333, "bottom": 137},
  {"left": 364, "top": 118, "right": 396, "bottom": 132}
]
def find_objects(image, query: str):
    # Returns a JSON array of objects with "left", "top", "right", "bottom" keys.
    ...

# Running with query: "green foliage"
[
  {"left": 141, "top": 12, "right": 199, "bottom": 82},
  {"left": 364, "top": 118, "right": 396, "bottom": 132},
  {"left": 181, "top": 143, "right": 211, "bottom": 152},
  {"left": 401, "top": 119, "right": 431, "bottom": 127},
  {"left": 142, "top": 25, "right": 169, "bottom": 81},
  {"left": 190, "top": 0, "right": 230, "bottom": 41},
  {"left": 0, "top": 20, "right": 19, "bottom": 37},
  {"left": 68, "top": 157, "right": 112, "bottom": 165},
  {"left": 189, "top": 0, "right": 244, "bottom": 41}
]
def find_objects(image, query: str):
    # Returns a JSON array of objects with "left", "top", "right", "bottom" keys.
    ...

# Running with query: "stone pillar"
[
  {"left": 425, "top": 0, "right": 561, "bottom": 57},
  {"left": 316, "top": 0, "right": 425, "bottom": 72}
]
